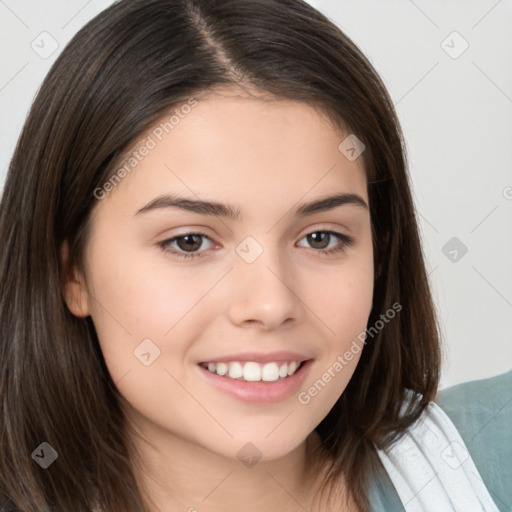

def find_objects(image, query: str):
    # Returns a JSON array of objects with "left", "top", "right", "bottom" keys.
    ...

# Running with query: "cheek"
[
  {"left": 331, "top": 274, "right": 374, "bottom": 344},
  {"left": 85, "top": 242, "right": 222, "bottom": 382},
  {"left": 297, "top": 252, "right": 374, "bottom": 412},
  {"left": 310, "top": 253, "right": 374, "bottom": 345}
]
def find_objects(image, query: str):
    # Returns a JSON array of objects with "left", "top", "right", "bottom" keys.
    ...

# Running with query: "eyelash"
[{"left": 157, "top": 230, "right": 354, "bottom": 260}]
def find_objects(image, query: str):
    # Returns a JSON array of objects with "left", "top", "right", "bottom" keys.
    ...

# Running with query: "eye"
[
  {"left": 297, "top": 230, "right": 354, "bottom": 256},
  {"left": 158, "top": 232, "right": 214, "bottom": 260}
]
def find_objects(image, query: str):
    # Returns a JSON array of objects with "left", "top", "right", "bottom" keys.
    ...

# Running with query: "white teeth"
[
  {"left": 243, "top": 362, "right": 261, "bottom": 381},
  {"left": 202, "top": 360, "right": 302, "bottom": 382},
  {"left": 287, "top": 361, "right": 298, "bottom": 375},
  {"left": 216, "top": 362, "right": 228, "bottom": 376},
  {"left": 261, "top": 362, "right": 280, "bottom": 382},
  {"left": 228, "top": 361, "right": 243, "bottom": 379}
]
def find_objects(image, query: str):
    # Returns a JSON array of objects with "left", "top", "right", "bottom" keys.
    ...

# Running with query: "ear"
[{"left": 60, "top": 241, "right": 91, "bottom": 318}]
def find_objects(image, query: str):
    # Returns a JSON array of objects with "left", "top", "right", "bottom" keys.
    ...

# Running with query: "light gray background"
[{"left": 1, "top": 0, "right": 511, "bottom": 389}]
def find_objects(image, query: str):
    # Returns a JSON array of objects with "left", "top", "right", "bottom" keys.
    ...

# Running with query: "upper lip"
[{"left": 198, "top": 351, "right": 313, "bottom": 364}]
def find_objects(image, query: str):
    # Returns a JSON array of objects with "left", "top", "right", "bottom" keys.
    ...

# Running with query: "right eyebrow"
[{"left": 135, "top": 194, "right": 241, "bottom": 220}]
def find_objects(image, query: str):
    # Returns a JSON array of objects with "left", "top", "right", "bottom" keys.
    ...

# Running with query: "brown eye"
[
  {"left": 158, "top": 232, "right": 214, "bottom": 260},
  {"left": 306, "top": 232, "right": 331, "bottom": 250},
  {"left": 297, "top": 230, "right": 354, "bottom": 255},
  {"left": 175, "top": 234, "right": 204, "bottom": 252}
]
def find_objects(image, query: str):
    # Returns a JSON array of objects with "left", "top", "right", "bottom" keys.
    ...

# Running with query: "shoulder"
[
  {"left": 437, "top": 370, "right": 512, "bottom": 437},
  {"left": 436, "top": 370, "right": 512, "bottom": 511},
  {"left": 375, "top": 395, "right": 499, "bottom": 511}
]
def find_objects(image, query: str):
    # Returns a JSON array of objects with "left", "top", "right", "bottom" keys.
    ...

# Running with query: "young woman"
[{"left": 0, "top": 0, "right": 499, "bottom": 511}]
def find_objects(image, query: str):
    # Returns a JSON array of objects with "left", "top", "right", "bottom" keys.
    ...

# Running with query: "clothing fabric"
[
  {"left": 367, "top": 459, "right": 404, "bottom": 511},
  {"left": 371, "top": 400, "right": 499, "bottom": 511},
  {"left": 436, "top": 370, "right": 512, "bottom": 511}
]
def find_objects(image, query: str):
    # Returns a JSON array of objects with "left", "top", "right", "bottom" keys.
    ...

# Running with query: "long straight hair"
[{"left": 0, "top": 0, "right": 441, "bottom": 510}]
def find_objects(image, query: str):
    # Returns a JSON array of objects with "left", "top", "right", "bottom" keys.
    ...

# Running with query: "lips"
[
  {"left": 198, "top": 350, "right": 312, "bottom": 365},
  {"left": 196, "top": 357, "right": 314, "bottom": 403}
]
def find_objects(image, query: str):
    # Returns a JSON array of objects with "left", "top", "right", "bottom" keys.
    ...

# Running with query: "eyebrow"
[{"left": 135, "top": 192, "right": 368, "bottom": 220}]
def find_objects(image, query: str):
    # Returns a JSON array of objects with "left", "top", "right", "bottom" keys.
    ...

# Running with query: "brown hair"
[{"left": 0, "top": 0, "right": 441, "bottom": 510}]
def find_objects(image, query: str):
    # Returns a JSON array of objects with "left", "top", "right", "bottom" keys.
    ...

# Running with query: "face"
[{"left": 63, "top": 89, "right": 374, "bottom": 464}]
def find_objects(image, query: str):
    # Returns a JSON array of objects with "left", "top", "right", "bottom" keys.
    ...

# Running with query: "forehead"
[{"left": 98, "top": 90, "right": 368, "bottom": 217}]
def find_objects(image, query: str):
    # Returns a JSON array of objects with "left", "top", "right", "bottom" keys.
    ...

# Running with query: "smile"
[
  {"left": 196, "top": 359, "right": 314, "bottom": 403},
  {"left": 199, "top": 360, "right": 302, "bottom": 382}
]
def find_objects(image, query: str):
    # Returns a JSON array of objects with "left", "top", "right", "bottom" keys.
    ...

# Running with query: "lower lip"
[{"left": 196, "top": 359, "right": 314, "bottom": 404}]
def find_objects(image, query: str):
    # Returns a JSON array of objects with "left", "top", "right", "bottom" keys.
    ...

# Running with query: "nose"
[{"left": 226, "top": 244, "right": 304, "bottom": 330}]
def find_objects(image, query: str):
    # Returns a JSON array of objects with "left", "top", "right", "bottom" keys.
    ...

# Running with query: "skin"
[{"left": 63, "top": 87, "right": 374, "bottom": 511}]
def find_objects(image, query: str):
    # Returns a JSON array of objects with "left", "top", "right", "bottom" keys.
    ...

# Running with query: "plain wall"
[{"left": 1, "top": 0, "right": 511, "bottom": 389}]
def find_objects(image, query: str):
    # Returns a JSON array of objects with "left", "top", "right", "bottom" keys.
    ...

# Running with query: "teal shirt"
[{"left": 437, "top": 370, "right": 512, "bottom": 512}]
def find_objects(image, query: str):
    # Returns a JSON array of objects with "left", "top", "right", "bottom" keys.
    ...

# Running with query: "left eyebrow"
[
  {"left": 295, "top": 193, "right": 368, "bottom": 216},
  {"left": 134, "top": 192, "right": 368, "bottom": 220}
]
